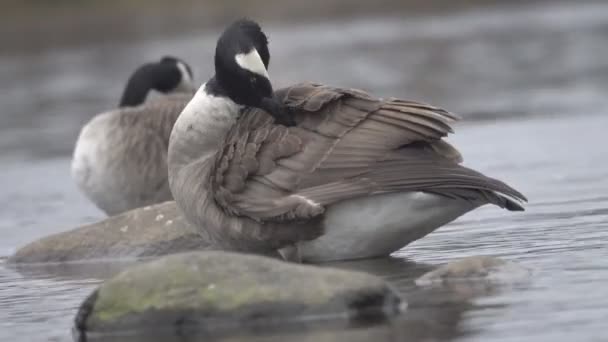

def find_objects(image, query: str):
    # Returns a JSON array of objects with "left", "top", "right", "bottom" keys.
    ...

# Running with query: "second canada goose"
[
  {"left": 72, "top": 56, "right": 196, "bottom": 216},
  {"left": 168, "top": 20, "right": 527, "bottom": 262}
]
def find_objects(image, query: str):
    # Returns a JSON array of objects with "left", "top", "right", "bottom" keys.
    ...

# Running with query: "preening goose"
[
  {"left": 72, "top": 56, "right": 196, "bottom": 216},
  {"left": 168, "top": 20, "right": 527, "bottom": 262}
]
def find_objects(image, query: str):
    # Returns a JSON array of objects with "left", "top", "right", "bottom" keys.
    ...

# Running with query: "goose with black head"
[
  {"left": 72, "top": 56, "right": 196, "bottom": 216},
  {"left": 168, "top": 20, "right": 527, "bottom": 262}
]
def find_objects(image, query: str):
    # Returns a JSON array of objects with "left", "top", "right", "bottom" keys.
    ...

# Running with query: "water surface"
[{"left": 1, "top": 2, "right": 607, "bottom": 341}]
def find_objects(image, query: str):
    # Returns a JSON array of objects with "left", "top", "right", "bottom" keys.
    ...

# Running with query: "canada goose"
[
  {"left": 72, "top": 56, "right": 196, "bottom": 216},
  {"left": 168, "top": 19, "right": 527, "bottom": 262}
]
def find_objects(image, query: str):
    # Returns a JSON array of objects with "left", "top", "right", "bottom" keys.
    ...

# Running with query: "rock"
[
  {"left": 415, "top": 256, "right": 531, "bottom": 286},
  {"left": 9, "top": 201, "right": 214, "bottom": 263},
  {"left": 74, "top": 251, "right": 404, "bottom": 337}
]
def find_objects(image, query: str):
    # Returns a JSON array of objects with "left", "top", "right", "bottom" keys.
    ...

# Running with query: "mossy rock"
[
  {"left": 75, "top": 251, "right": 403, "bottom": 337},
  {"left": 415, "top": 256, "right": 531, "bottom": 286},
  {"left": 9, "top": 201, "right": 214, "bottom": 263}
]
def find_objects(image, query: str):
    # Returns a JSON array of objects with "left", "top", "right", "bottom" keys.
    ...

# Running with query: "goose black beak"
[{"left": 260, "top": 96, "right": 296, "bottom": 127}]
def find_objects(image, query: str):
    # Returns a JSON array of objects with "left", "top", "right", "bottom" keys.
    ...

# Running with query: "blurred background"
[
  {"left": 4, "top": 0, "right": 605, "bottom": 158},
  {"left": 2, "top": 1, "right": 608, "bottom": 341}
]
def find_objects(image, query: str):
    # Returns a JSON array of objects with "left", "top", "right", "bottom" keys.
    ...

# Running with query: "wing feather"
[{"left": 212, "top": 83, "right": 526, "bottom": 221}]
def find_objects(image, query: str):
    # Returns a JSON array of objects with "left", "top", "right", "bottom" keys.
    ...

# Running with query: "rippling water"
[{"left": 1, "top": 1, "right": 607, "bottom": 341}]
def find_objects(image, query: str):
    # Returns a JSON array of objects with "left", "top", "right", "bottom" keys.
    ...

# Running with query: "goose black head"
[
  {"left": 213, "top": 19, "right": 271, "bottom": 105},
  {"left": 119, "top": 56, "right": 196, "bottom": 107},
  {"left": 207, "top": 19, "right": 295, "bottom": 125},
  {"left": 211, "top": 19, "right": 292, "bottom": 125}
]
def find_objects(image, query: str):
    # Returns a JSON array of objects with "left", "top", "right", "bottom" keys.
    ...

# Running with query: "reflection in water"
[{"left": 1, "top": 1, "right": 608, "bottom": 341}]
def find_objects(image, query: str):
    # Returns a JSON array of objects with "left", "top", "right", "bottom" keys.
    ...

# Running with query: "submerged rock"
[
  {"left": 74, "top": 251, "right": 403, "bottom": 337},
  {"left": 415, "top": 256, "right": 531, "bottom": 286},
  {"left": 9, "top": 201, "right": 214, "bottom": 263}
]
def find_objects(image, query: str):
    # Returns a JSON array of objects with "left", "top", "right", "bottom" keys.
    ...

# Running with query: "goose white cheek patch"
[
  {"left": 235, "top": 49, "right": 269, "bottom": 79},
  {"left": 175, "top": 62, "right": 195, "bottom": 92},
  {"left": 177, "top": 62, "right": 193, "bottom": 84}
]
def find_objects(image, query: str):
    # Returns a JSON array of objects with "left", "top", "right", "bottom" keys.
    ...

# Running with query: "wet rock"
[
  {"left": 415, "top": 256, "right": 531, "bottom": 286},
  {"left": 9, "top": 201, "right": 214, "bottom": 263},
  {"left": 74, "top": 251, "right": 403, "bottom": 337}
]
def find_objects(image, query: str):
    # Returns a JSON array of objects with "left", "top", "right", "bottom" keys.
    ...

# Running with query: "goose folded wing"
[{"left": 213, "top": 83, "right": 525, "bottom": 222}]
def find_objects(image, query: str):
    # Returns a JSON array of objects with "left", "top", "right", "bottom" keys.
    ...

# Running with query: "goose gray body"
[
  {"left": 71, "top": 56, "right": 196, "bottom": 215},
  {"left": 169, "top": 83, "right": 526, "bottom": 261},
  {"left": 73, "top": 93, "right": 193, "bottom": 215},
  {"left": 167, "top": 19, "right": 526, "bottom": 261}
]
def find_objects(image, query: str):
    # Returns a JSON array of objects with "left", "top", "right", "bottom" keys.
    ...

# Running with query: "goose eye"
[{"left": 250, "top": 76, "right": 257, "bottom": 85}]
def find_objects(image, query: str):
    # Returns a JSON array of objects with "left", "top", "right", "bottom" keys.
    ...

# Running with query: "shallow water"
[{"left": 1, "top": 1, "right": 608, "bottom": 341}]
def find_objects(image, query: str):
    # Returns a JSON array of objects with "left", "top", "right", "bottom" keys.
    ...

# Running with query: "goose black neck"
[
  {"left": 204, "top": 75, "right": 229, "bottom": 98},
  {"left": 119, "top": 63, "right": 180, "bottom": 107}
]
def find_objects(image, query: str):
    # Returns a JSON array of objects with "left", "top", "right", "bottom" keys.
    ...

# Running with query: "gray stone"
[
  {"left": 9, "top": 201, "right": 214, "bottom": 263},
  {"left": 75, "top": 251, "right": 404, "bottom": 336},
  {"left": 415, "top": 256, "right": 531, "bottom": 286}
]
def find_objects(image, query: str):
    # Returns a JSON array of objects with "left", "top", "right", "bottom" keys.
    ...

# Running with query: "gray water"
[{"left": 1, "top": 1, "right": 608, "bottom": 341}]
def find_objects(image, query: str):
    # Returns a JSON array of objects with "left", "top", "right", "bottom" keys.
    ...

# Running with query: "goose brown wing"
[{"left": 213, "top": 83, "right": 526, "bottom": 222}]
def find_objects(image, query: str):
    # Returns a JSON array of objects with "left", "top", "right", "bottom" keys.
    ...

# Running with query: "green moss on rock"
[{"left": 78, "top": 251, "right": 403, "bottom": 335}]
